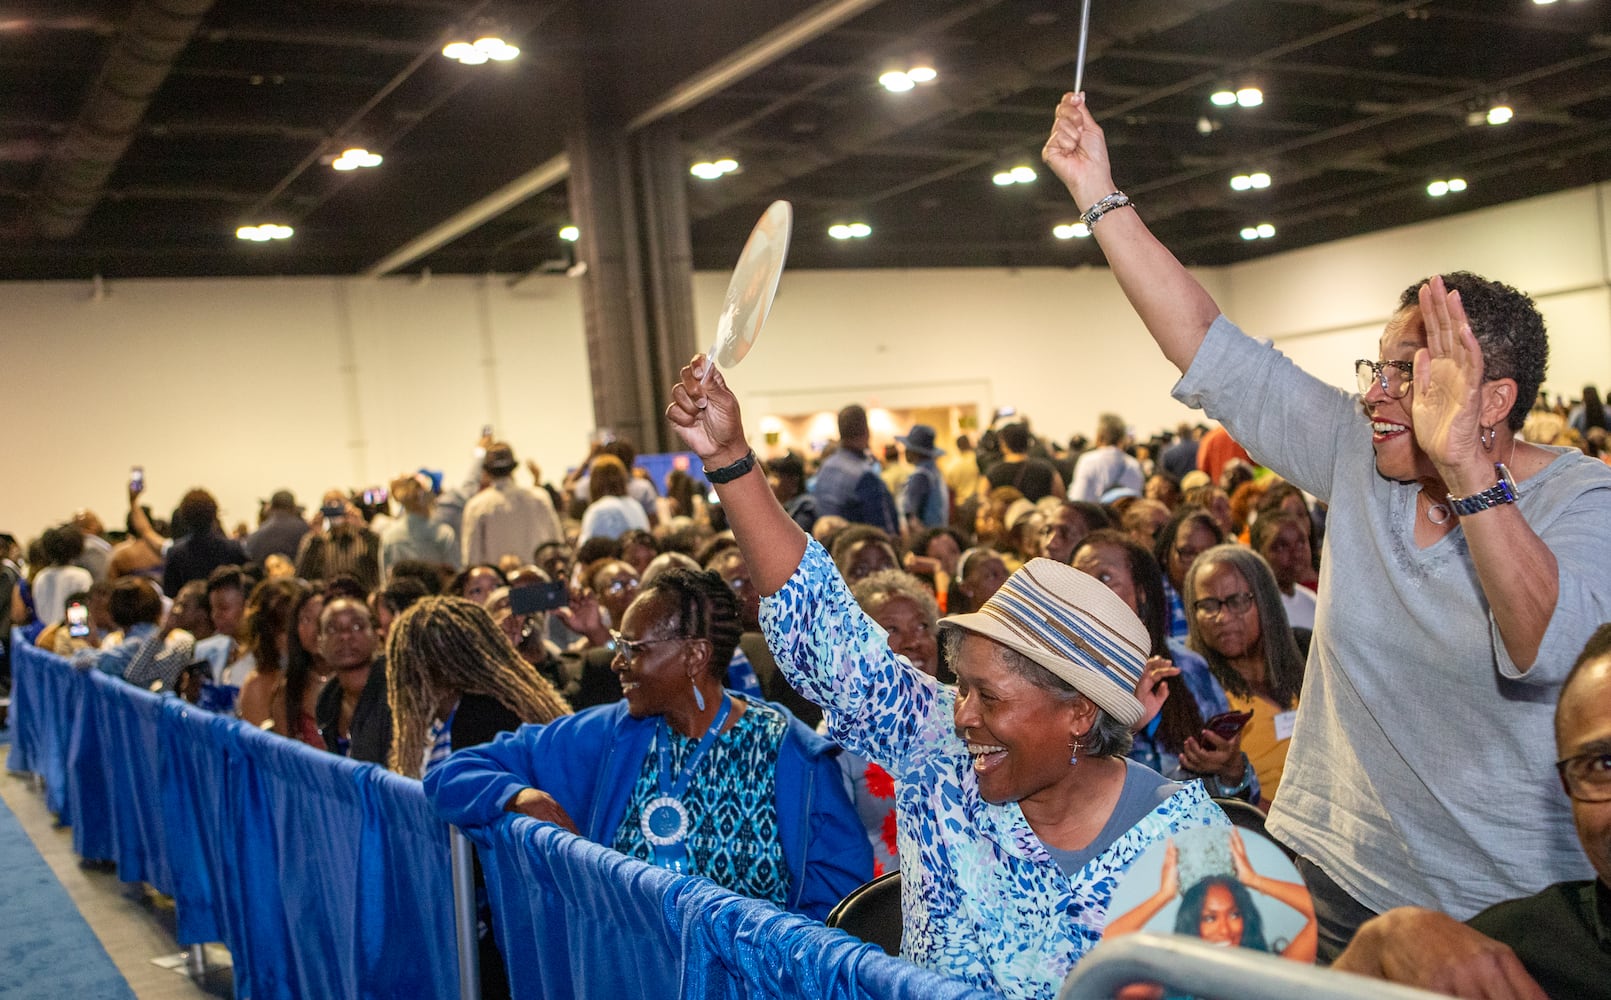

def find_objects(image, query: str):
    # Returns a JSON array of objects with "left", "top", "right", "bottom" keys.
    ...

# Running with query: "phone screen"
[
  {"left": 509, "top": 580, "right": 569, "bottom": 615},
  {"left": 1204, "top": 710, "right": 1254, "bottom": 740},
  {"left": 130, "top": 466, "right": 144, "bottom": 494},
  {"left": 67, "top": 603, "right": 90, "bottom": 638}
]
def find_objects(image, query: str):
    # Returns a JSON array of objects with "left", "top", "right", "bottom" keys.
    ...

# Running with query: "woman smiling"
[{"left": 665, "top": 360, "right": 1228, "bottom": 999}]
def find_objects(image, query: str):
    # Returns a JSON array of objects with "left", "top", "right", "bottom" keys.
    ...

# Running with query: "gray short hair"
[
  {"left": 852, "top": 569, "right": 939, "bottom": 623},
  {"left": 942, "top": 629, "right": 1133, "bottom": 759}
]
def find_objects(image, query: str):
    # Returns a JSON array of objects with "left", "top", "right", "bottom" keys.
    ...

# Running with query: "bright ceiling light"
[
  {"left": 830, "top": 222, "right": 872, "bottom": 239},
  {"left": 1486, "top": 104, "right": 1514, "bottom": 125},
  {"left": 1249, "top": 171, "right": 1271, "bottom": 189},
  {"left": 1256, "top": 222, "right": 1276, "bottom": 238},
  {"left": 1427, "top": 180, "right": 1450, "bottom": 197},
  {"left": 1232, "top": 171, "right": 1272, "bottom": 191},
  {"left": 1230, "top": 175, "right": 1252, "bottom": 192},
  {"left": 713, "top": 158, "right": 738, "bottom": 173},
  {"left": 879, "top": 70, "right": 914, "bottom": 92},
  {"left": 690, "top": 158, "right": 739, "bottom": 180},
  {"left": 1210, "top": 89, "right": 1237, "bottom": 107},
  {"left": 332, "top": 147, "right": 382, "bottom": 171},
  {"left": 992, "top": 171, "right": 1015, "bottom": 186},
  {"left": 1240, "top": 227, "right": 1260, "bottom": 241},
  {"left": 559, "top": 225, "right": 580, "bottom": 242},
  {"left": 1010, "top": 165, "right": 1036, "bottom": 183},
  {"left": 848, "top": 222, "right": 871, "bottom": 237},
  {"left": 236, "top": 223, "right": 292, "bottom": 242},
  {"left": 1053, "top": 222, "right": 1091, "bottom": 239},
  {"left": 444, "top": 35, "right": 517, "bottom": 64},
  {"left": 906, "top": 65, "right": 937, "bottom": 83},
  {"left": 829, "top": 224, "right": 852, "bottom": 239},
  {"left": 1447, "top": 177, "right": 1467, "bottom": 192},
  {"left": 1236, "top": 87, "right": 1263, "bottom": 108}
]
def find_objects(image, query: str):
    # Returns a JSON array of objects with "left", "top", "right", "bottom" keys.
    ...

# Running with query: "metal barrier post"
[
  {"left": 450, "top": 827, "right": 482, "bottom": 1000},
  {"left": 185, "top": 944, "right": 207, "bottom": 977},
  {"left": 1057, "top": 934, "right": 1451, "bottom": 1000}
]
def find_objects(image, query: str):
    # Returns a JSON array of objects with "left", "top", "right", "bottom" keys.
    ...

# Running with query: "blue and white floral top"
[{"left": 762, "top": 539, "right": 1228, "bottom": 1000}]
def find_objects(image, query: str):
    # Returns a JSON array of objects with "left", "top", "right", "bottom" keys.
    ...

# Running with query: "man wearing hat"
[
  {"left": 461, "top": 442, "right": 562, "bottom": 568},
  {"left": 244, "top": 489, "right": 309, "bottom": 564},
  {"left": 897, "top": 424, "right": 950, "bottom": 534}
]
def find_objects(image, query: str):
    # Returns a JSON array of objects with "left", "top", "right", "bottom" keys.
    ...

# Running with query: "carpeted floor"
[{"left": 0, "top": 792, "right": 136, "bottom": 999}]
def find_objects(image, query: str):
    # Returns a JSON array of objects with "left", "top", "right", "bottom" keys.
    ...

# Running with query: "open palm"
[{"left": 1410, "top": 277, "right": 1485, "bottom": 470}]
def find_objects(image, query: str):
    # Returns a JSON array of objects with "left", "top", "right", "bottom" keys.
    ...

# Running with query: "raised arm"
[
  {"left": 666, "top": 358, "right": 806, "bottom": 595},
  {"left": 1041, "top": 93, "right": 1222, "bottom": 374}
]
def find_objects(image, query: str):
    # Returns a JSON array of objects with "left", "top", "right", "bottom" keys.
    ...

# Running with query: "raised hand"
[
  {"left": 1159, "top": 839, "right": 1180, "bottom": 899},
  {"left": 1228, "top": 828, "right": 1253, "bottom": 882},
  {"left": 666, "top": 355, "right": 749, "bottom": 467},
  {"left": 1041, "top": 93, "right": 1118, "bottom": 212},
  {"left": 1131, "top": 657, "right": 1179, "bottom": 731},
  {"left": 1411, "top": 276, "right": 1489, "bottom": 482}
]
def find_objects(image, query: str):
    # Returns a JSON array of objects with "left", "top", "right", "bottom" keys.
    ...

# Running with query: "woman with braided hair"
[
  {"left": 386, "top": 595, "right": 572, "bottom": 780},
  {"left": 426, "top": 567, "right": 872, "bottom": 918}
]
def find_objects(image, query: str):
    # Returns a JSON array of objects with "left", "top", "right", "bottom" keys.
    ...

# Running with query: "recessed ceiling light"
[
  {"left": 1487, "top": 104, "right": 1514, "bottom": 125},
  {"left": 1236, "top": 87, "right": 1263, "bottom": 108},
  {"left": 1256, "top": 222, "right": 1276, "bottom": 238},
  {"left": 879, "top": 70, "right": 914, "bottom": 92},
  {"left": 1240, "top": 227, "right": 1260, "bottom": 241},
  {"left": 332, "top": 147, "right": 382, "bottom": 171},
  {"left": 1210, "top": 90, "right": 1237, "bottom": 107},
  {"left": 690, "top": 159, "right": 739, "bottom": 180},
  {"left": 559, "top": 225, "right": 580, "bottom": 242},
  {"left": 1052, "top": 222, "right": 1091, "bottom": 239},
  {"left": 829, "top": 222, "right": 871, "bottom": 239},
  {"left": 1427, "top": 177, "right": 1467, "bottom": 197},
  {"left": 444, "top": 35, "right": 518, "bottom": 64},
  {"left": 907, "top": 65, "right": 937, "bottom": 84},
  {"left": 1010, "top": 165, "right": 1036, "bottom": 183},
  {"left": 236, "top": 223, "right": 292, "bottom": 242}
]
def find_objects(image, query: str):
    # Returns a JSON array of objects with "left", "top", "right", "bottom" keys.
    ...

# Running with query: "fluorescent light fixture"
[
  {"left": 690, "top": 162, "right": 723, "bottom": 180},
  {"left": 1486, "top": 104, "right": 1513, "bottom": 125},
  {"left": 992, "top": 171, "right": 1015, "bottom": 186},
  {"left": 236, "top": 223, "right": 292, "bottom": 242},
  {"left": 1249, "top": 171, "right": 1271, "bottom": 189},
  {"left": 1256, "top": 222, "right": 1276, "bottom": 238},
  {"left": 1053, "top": 222, "right": 1091, "bottom": 239},
  {"left": 1447, "top": 178, "right": 1467, "bottom": 192},
  {"left": 830, "top": 222, "right": 871, "bottom": 239},
  {"left": 1010, "top": 165, "right": 1036, "bottom": 183},
  {"left": 1230, "top": 175, "right": 1252, "bottom": 192},
  {"left": 906, "top": 65, "right": 937, "bottom": 83},
  {"left": 1427, "top": 180, "right": 1450, "bottom": 197},
  {"left": 1210, "top": 90, "right": 1237, "bottom": 107},
  {"left": 847, "top": 222, "right": 871, "bottom": 237},
  {"left": 1236, "top": 87, "right": 1263, "bottom": 108},
  {"left": 879, "top": 70, "right": 914, "bottom": 92},
  {"left": 332, "top": 148, "right": 382, "bottom": 171},
  {"left": 1240, "top": 227, "right": 1260, "bottom": 241},
  {"left": 829, "top": 224, "right": 852, "bottom": 239},
  {"left": 713, "top": 158, "right": 738, "bottom": 173},
  {"left": 559, "top": 225, "right": 580, "bottom": 242},
  {"left": 444, "top": 35, "right": 517, "bottom": 64}
]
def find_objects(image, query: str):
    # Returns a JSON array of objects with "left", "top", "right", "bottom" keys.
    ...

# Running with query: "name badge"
[{"left": 1273, "top": 710, "right": 1297, "bottom": 742}]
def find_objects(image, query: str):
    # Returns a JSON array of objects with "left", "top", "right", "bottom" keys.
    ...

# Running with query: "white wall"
[{"left": 4, "top": 180, "right": 1608, "bottom": 541}]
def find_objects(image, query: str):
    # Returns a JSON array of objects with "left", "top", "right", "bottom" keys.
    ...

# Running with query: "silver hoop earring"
[
  {"left": 1480, "top": 425, "right": 1497, "bottom": 452},
  {"left": 692, "top": 680, "right": 706, "bottom": 712}
]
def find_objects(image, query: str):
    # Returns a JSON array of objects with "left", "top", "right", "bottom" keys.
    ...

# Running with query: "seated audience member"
[
  {"left": 1154, "top": 507, "right": 1226, "bottom": 641},
  {"left": 39, "top": 583, "right": 113, "bottom": 656},
  {"left": 949, "top": 546, "right": 1009, "bottom": 616},
  {"left": 999, "top": 500, "right": 1044, "bottom": 572},
  {"left": 1037, "top": 500, "right": 1107, "bottom": 566},
  {"left": 577, "top": 455, "right": 651, "bottom": 544},
  {"left": 570, "top": 438, "right": 659, "bottom": 523},
  {"left": 618, "top": 529, "right": 658, "bottom": 576},
  {"left": 75, "top": 578, "right": 195, "bottom": 690},
  {"left": 447, "top": 563, "right": 506, "bottom": 605},
  {"left": 427, "top": 568, "right": 872, "bottom": 920},
  {"left": 1184, "top": 546, "right": 1303, "bottom": 808},
  {"left": 1182, "top": 483, "right": 1234, "bottom": 537},
  {"left": 314, "top": 597, "right": 390, "bottom": 763},
  {"left": 839, "top": 569, "right": 944, "bottom": 874},
  {"left": 244, "top": 490, "right": 310, "bottom": 564},
  {"left": 237, "top": 578, "right": 309, "bottom": 727},
  {"left": 973, "top": 485, "right": 1023, "bottom": 550},
  {"left": 276, "top": 588, "right": 328, "bottom": 748},
  {"left": 1335, "top": 626, "right": 1611, "bottom": 998},
  {"left": 194, "top": 565, "right": 248, "bottom": 682},
  {"left": 388, "top": 596, "right": 572, "bottom": 780},
  {"left": 296, "top": 491, "right": 382, "bottom": 591},
  {"left": 164, "top": 579, "right": 214, "bottom": 643},
  {"left": 29, "top": 525, "right": 94, "bottom": 627},
  {"left": 1143, "top": 472, "right": 1182, "bottom": 511},
  {"left": 1068, "top": 413, "right": 1142, "bottom": 502},
  {"left": 1073, "top": 531, "right": 1253, "bottom": 801},
  {"left": 374, "top": 576, "right": 430, "bottom": 641},
  {"left": 581, "top": 558, "right": 641, "bottom": 634},
  {"left": 766, "top": 452, "right": 818, "bottom": 535},
  {"left": 702, "top": 547, "right": 768, "bottom": 697},
  {"left": 665, "top": 358, "right": 1228, "bottom": 997},
  {"left": 163, "top": 489, "right": 248, "bottom": 595},
  {"left": 1120, "top": 498, "right": 1172, "bottom": 549},
  {"left": 829, "top": 525, "right": 901, "bottom": 588},
  {"left": 1250, "top": 511, "right": 1318, "bottom": 630},
  {"left": 321, "top": 572, "right": 367, "bottom": 604},
  {"left": 379, "top": 475, "right": 459, "bottom": 582}
]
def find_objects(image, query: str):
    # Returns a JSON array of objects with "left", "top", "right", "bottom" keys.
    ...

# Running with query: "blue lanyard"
[
  {"left": 656, "top": 693, "right": 732, "bottom": 800},
  {"left": 641, "top": 693, "right": 732, "bottom": 872}
]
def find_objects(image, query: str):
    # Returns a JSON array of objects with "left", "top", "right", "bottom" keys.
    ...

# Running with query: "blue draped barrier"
[
  {"left": 10, "top": 640, "right": 460, "bottom": 1000},
  {"left": 479, "top": 816, "right": 996, "bottom": 1000}
]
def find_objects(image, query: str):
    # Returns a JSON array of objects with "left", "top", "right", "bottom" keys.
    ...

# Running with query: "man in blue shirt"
[
  {"left": 898, "top": 424, "right": 950, "bottom": 534},
  {"left": 812, "top": 405, "right": 898, "bottom": 535}
]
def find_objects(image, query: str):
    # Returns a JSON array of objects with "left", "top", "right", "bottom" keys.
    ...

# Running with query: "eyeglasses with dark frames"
[
  {"left": 1355, "top": 359, "right": 1415, "bottom": 399},
  {"left": 1556, "top": 750, "right": 1611, "bottom": 803},
  {"left": 1192, "top": 592, "right": 1256, "bottom": 618}
]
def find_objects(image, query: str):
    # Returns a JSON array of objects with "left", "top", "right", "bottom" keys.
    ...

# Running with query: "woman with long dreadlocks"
[
  {"left": 425, "top": 568, "right": 871, "bottom": 919},
  {"left": 386, "top": 596, "right": 573, "bottom": 780}
]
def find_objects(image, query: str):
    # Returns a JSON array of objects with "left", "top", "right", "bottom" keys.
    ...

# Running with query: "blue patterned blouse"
[
  {"left": 611, "top": 698, "right": 791, "bottom": 907},
  {"left": 762, "top": 539, "right": 1228, "bottom": 1000}
]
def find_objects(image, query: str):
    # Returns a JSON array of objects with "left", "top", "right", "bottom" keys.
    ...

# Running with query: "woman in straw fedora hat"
[{"left": 668, "top": 359, "right": 1228, "bottom": 1000}]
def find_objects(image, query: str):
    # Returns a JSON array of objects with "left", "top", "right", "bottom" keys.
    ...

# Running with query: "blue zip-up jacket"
[{"left": 424, "top": 697, "right": 872, "bottom": 919}]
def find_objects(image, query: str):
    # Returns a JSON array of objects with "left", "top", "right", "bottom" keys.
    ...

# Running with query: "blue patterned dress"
[{"left": 762, "top": 539, "right": 1228, "bottom": 1000}]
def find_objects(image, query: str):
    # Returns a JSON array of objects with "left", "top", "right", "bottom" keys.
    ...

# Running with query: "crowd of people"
[{"left": 4, "top": 92, "right": 1611, "bottom": 1000}]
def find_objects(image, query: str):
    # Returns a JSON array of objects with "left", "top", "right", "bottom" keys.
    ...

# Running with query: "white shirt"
[
  {"left": 1281, "top": 584, "right": 1318, "bottom": 630},
  {"left": 1067, "top": 445, "right": 1144, "bottom": 502}
]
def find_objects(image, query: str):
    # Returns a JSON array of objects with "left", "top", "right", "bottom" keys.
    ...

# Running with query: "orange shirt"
[{"left": 1226, "top": 689, "right": 1298, "bottom": 804}]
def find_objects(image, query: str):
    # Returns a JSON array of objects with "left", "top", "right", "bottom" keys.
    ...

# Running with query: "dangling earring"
[
  {"left": 1068, "top": 732, "right": 1081, "bottom": 767},
  {"left": 692, "top": 680, "right": 706, "bottom": 712},
  {"left": 1480, "top": 425, "right": 1497, "bottom": 452}
]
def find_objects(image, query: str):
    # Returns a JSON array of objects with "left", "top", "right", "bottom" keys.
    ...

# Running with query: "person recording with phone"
[{"left": 295, "top": 489, "right": 381, "bottom": 591}]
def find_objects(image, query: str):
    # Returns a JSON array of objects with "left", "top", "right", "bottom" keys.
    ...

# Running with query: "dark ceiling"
[{"left": 3, "top": 0, "right": 1609, "bottom": 281}]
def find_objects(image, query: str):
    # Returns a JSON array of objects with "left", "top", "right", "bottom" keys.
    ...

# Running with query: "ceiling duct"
[{"left": 29, "top": 0, "right": 219, "bottom": 240}]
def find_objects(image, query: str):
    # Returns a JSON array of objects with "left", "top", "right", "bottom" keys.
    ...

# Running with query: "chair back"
[{"left": 824, "top": 870, "right": 902, "bottom": 956}]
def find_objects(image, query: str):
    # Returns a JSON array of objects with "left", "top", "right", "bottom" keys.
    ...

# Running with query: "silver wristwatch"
[{"left": 1447, "top": 463, "right": 1517, "bottom": 517}]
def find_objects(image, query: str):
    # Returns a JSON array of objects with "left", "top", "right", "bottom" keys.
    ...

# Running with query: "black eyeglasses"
[
  {"left": 609, "top": 629, "right": 687, "bottom": 664},
  {"left": 1193, "top": 592, "right": 1255, "bottom": 618},
  {"left": 1355, "top": 359, "right": 1414, "bottom": 399},
  {"left": 1556, "top": 750, "right": 1611, "bottom": 803}
]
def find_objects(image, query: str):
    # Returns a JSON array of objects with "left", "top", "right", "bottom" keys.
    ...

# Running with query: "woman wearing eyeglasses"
[
  {"left": 1182, "top": 546, "right": 1305, "bottom": 810},
  {"left": 424, "top": 567, "right": 872, "bottom": 919},
  {"left": 1045, "top": 92, "right": 1611, "bottom": 958}
]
